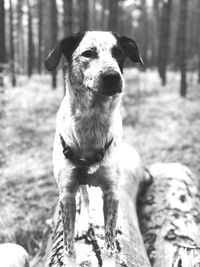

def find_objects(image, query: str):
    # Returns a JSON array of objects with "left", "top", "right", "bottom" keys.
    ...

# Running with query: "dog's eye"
[{"left": 81, "top": 50, "right": 94, "bottom": 58}]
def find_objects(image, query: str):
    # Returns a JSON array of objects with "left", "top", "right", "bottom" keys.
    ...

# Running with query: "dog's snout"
[
  {"left": 99, "top": 70, "right": 122, "bottom": 96},
  {"left": 102, "top": 71, "right": 121, "bottom": 84},
  {"left": 100, "top": 70, "right": 122, "bottom": 96}
]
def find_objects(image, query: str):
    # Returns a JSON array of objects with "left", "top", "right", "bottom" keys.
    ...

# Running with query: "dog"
[{"left": 45, "top": 31, "right": 143, "bottom": 266}]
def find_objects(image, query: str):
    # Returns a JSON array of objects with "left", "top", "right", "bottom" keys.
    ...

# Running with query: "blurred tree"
[
  {"left": 28, "top": 0, "right": 33, "bottom": 77},
  {"left": 44, "top": 2, "right": 51, "bottom": 61},
  {"left": 0, "top": 0, "right": 6, "bottom": 87},
  {"left": 158, "top": 0, "right": 172, "bottom": 85},
  {"left": 79, "top": 0, "right": 89, "bottom": 31},
  {"left": 178, "top": 0, "right": 188, "bottom": 97},
  {"left": 198, "top": 0, "right": 200, "bottom": 83},
  {"left": 89, "top": 0, "right": 95, "bottom": 30},
  {"left": 17, "top": 0, "right": 25, "bottom": 74},
  {"left": 9, "top": 0, "right": 16, "bottom": 86},
  {"left": 63, "top": 0, "right": 73, "bottom": 35},
  {"left": 108, "top": 0, "right": 119, "bottom": 32},
  {"left": 151, "top": 0, "right": 160, "bottom": 66},
  {"left": 140, "top": 0, "right": 148, "bottom": 66},
  {"left": 38, "top": 0, "right": 43, "bottom": 74},
  {"left": 101, "top": 0, "right": 108, "bottom": 30},
  {"left": 50, "top": 0, "right": 58, "bottom": 89}
]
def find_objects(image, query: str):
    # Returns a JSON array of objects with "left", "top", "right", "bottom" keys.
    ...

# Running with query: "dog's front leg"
[
  {"left": 60, "top": 191, "right": 76, "bottom": 254},
  {"left": 103, "top": 187, "right": 119, "bottom": 256},
  {"left": 59, "top": 187, "right": 77, "bottom": 266}
]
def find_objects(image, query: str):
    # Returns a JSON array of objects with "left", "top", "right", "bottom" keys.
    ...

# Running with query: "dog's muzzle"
[{"left": 99, "top": 70, "right": 122, "bottom": 96}]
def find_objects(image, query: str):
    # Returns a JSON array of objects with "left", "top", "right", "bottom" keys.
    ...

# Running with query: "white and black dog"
[{"left": 45, "top": 31, "right": 143, "bottom": 266}]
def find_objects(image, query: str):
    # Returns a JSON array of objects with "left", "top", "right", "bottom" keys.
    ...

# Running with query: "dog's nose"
[
  {"left": 102, "top": 71, "right": 121, "bottom": 84},
  {"left": 100, "top": 70, "right": 122, "bottom": 96}
]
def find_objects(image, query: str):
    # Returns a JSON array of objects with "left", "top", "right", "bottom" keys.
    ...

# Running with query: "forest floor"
[{"left": 0, "top": 69, "right": 200, "bottom": 260}]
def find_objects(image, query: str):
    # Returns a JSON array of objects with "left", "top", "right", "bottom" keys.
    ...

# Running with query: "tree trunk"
[
  {"left": 158, "top": 0, "right": 172, "bottom": 86},
  {"left": 140, "top": 0, "right": 148, "bottom": 66},
  {"left": 79, "top": 0, "right": 89, "bottom": 31},
  {"left": 17, "top": 0, "right": 25, "bottom": 74},
  {"left": 44, "top": 2, "right": 51, "bottom": 62},
  {"left": 177, "top": 0, "right": 188, "bottom": 97},
  {"left": 28, "top": 0, "right": 33, "bottom": 77},
  {"left": 89, "top": 0, "right": 95, "bottom": 30},
  {"left": 50, "top": 0, "right": 58, "bottom": 89},
  {"left": 31, "top": 144, "right": 151, "bottom": 267},
  {"left": 62, "top": 0, "right": 73, "bottom": 95},
  {"left": 101, "top": 0, "right": 108, "bottom": 31},
  {"left": 108, "top": 0, "right": 119, "bottom": 32},
  {"left": 9, "top": 0, "right": 16, "bottom": 87},
  {"left": 138, "top": 163, "right": 200, "bottom": 267},
  {"left": 197, "top": 0, "right": 200, "bottom": 83},
  {"left": 63, "top": 0, "right": 73, "bottom": 36},
  {"left": 151, "top": 0, "right": 159, "bottom": 66},
  {"left": 0, "top": 0, "right": 6, "bottom": 88},
  {"left": 38, "top": 0, "right": 43, "bottom": 74}
]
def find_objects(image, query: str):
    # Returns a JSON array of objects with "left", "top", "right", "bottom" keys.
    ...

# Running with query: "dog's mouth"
[
  {"left": 87, "top": 84, "right": 122, "bottom": 97},
  {"left": 98, "top": 83, "right": 122, "bottom": 96}
]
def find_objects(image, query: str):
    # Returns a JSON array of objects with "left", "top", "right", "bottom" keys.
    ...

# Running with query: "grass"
[{"left": 0, "top": 69, "right": 199, "bottom": 260}]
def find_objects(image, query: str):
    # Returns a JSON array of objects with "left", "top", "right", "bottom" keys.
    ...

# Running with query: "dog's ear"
[
  {"left": 44, "top": 41, "right": 62, "bottom": 71},
  {"left": 45, "top": 33, "right": 84, "bottom": 71},
  {"left": 113, "top": 33, "right": 144, "bottom": 67}
]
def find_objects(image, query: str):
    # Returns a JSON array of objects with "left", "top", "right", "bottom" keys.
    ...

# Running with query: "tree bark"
[
  {"left": 158, "top": 0, "right": 172, "bottom": 86},
  {"left": 9, "top": 0, "right": 16, "bottom": 87},
  {"left": 138, "top": 163, "right": 200, "bottom": 267},
  {"left": 31, "top": 144, "right": 151, "bottom": 267}
]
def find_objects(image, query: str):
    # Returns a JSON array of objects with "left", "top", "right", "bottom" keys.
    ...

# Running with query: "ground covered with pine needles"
[{"left": 0, "top": 69, "right": 199, "bottom": 260}]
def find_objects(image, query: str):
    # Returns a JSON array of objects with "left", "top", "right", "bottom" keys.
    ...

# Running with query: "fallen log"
[
  {"left": 31, "top": 144, "right": 151, "bottom": 267},
  {"left": 138, "top": 162, "right": 200, "bottom": 267}
]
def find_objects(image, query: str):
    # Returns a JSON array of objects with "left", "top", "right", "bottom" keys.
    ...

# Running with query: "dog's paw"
[
  {"left": 63, "top": 254, "right": 76, "bottom": 267},
  {"left": 102, "top": 257, "right": 116, "bottom": 267}
]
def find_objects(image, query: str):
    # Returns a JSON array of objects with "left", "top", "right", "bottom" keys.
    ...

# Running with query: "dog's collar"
[{"left": 59, "top": 134, "right": 113, "bottom": 167}]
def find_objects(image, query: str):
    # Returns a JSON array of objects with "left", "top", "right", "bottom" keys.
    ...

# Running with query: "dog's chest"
[{"left": 74, "top": 108, "right": 111, "bottom": 152}]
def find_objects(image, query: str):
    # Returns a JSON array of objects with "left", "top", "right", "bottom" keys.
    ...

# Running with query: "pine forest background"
[{"left": 0, "top": 0, "right": 200, "bottom": 263}]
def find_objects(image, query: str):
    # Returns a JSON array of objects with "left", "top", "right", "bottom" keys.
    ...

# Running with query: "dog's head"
[{"left": 45, "top": 31, "right": 143, "bottom": 97}]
